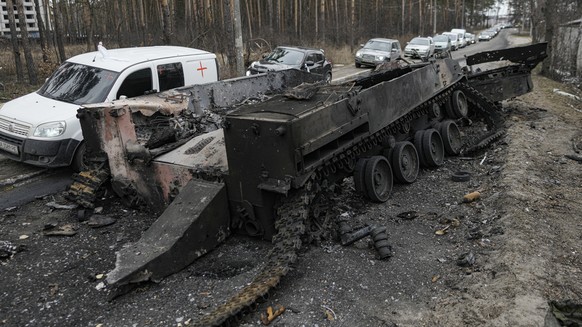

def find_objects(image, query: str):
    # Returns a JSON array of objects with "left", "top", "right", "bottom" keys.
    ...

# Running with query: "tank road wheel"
[
  {"left": 430, "top": 103, "right": 443, "bottom": 119},
  {"left": 354, "top": 158, "right": 369, "bottom": 194},
  {"left": 422, "top": 129, "right": 445, "bottom": 167},
  {"left": 391, "top": 141, "right": 419, "bottom": 184},
  {"left": 446, "top": 90, "right": 468, "bottom": 119},
  {"left": 363, "top": 156, "right": 393, "bottom": 203},
  {"left": 414, "top": 130, "right": 428, "bottom": 167},
  {"left": 438, "top": 120, "right": 462, "bottom": 155}
]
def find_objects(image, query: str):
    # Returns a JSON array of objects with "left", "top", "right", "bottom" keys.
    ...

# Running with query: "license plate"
[{"left": 0, "top": 140, "right": 19, "bottom": 155}]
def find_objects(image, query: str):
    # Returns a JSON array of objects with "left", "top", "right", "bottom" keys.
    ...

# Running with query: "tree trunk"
[
  {"left": 32, "top": 0, "right": 48, "bottom": 62},
  {"left": 160, "top": 0, "right": 172, "bottom": 44},
  {"left": 82, "top": 0, "right": 94, "bottom": 51},
  {"left": 5, "top": 0, "right": 24, "bottom": 82},
  {"left": 52, "top": 0, "right": 66, "bottom": 62},
  {"left": 15, "top": 0, "right": 38, "bottom": 84},
  {"left": 223, "top": 0, "right": 236, "bottom": 77}
]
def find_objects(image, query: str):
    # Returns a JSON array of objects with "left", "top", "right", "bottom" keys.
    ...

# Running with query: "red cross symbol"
[{"left": 197, "top": 61, "right": 208, "bottom": 77}]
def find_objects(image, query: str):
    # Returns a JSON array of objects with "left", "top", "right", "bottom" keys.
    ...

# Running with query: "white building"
[{"left": 0, "top": 0, "right": 47, "bottom": 37}]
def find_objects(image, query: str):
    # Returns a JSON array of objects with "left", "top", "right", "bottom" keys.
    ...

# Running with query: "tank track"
[
  {"left": 457, "top": 82, "right": 505, "bottom": 154},
  {"left": 65, "top": 168, "right": 111, "bottom": 208},
  {"left": 192, "top": 189, "right": 312, "bottom": 326}
]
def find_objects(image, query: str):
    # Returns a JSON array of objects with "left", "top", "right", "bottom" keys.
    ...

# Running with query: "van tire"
[{"left": 71, "top": 142, "right": 87, "bottom": 173}]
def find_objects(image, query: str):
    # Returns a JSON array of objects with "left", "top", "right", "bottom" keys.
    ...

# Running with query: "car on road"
[
  {"left": 355, "top": 38, "right": 402, "bottom": 68},
  {"left": 404, "top": 37, "right": 435, "bottom": 61},
  {"left": 0, "top": 45, "right": 218, "bottom": 172},
  {"left": 465, "top": 33, "right": 476, "bottom": 44},
  {"left": 246, "top": 46, "right": 332, "bottom": 83},
  {"left": 442, "top": 32, "right": 460, "bottom": 50},
  {"left": 433, "top": 34, "right": 452, "bottom": 58},
  {"left": 478, "top": 30, "right": 495, "bottom": 41}
]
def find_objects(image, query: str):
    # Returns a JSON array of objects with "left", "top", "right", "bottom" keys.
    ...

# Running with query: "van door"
[
  {"left": 183, "top": 58, "right": 219, "bottom": 85},
  {"left": 113, "top": 64, "right": 156, "bottom": 100}
]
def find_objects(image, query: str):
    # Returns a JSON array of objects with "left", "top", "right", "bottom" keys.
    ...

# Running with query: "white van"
[
  {"left": 450, "top": 28, "right": 467, "bottom": 48},
  {"left": 0, "top": 45, "right": 218, "bottom": 171},
  {"left": 442, "top": 32, "right": 461, "bottom": 50}
]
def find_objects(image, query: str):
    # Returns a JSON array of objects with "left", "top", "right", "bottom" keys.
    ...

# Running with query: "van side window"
[
  {"left": 117, "top": 68, "right": 153, "bottom": 99},
  {"left": 158, "top": 63, "right": 185, "bottom": 91}
]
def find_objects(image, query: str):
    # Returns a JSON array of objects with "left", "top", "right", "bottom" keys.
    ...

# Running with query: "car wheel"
[
  {"left": 71, "top": 142, "right": 87, "bottom": 173},
  {"left": 355, "top": 62, "right": 361, "bottom": 68},
  {"left": 325, "top": 72, "right": 332, "bottom": 84}
]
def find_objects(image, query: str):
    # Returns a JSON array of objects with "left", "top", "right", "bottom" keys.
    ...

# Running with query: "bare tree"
[
  {"left": 160, "top": 0, "right": 172, "bottom": 44},
  {"left": 15, "top": 0, "right": 38, "bottom": 84},
  {"left": 5, "top": 0, "right": 23, "bottom": 82}
]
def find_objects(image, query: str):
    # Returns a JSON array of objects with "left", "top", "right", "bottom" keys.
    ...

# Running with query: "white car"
[
  {"left": 0, "top": 45, "right": 218, "bottom": 171},
  {"left": 404, "top": 37, "right": 435, "bottom": 61}
]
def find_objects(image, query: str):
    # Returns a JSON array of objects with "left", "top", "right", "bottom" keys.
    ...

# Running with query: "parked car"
[
  {"left": 246, "top": 46, "right": 332, "bottom": 83},
  {"left": 0, "top": 45, "right": 218, "bottom": 171},
  {"left": 403, "top": 37, "right": 435, "bottom": 61},
  {"left": 466, "top": 33, "right": 476, "bottom": 44},
  {"left": 355, "top": 38, "right": 402, "bottom": 68},
  {"left": 442, "top": 32, "right": 460, "bottom": 50},
  {"left": 478, "top": 30, "right": 495, "bottom": 41},
  {"left": 433, "top": 34, "right": 452, "bottom": 58}
]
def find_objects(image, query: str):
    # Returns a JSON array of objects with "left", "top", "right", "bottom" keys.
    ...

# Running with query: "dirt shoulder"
[{"left": 429, "top": 74, "right": 582, "bottom": 326}]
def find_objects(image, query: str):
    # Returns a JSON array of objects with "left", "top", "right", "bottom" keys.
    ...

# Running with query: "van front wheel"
[{"left": 71, "top": 142, "right": 88, "bottom": 173}]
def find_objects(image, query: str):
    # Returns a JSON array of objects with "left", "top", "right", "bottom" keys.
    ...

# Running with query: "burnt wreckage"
[{"left": 68, "top": 43, "right": 547, "bottom": 326}]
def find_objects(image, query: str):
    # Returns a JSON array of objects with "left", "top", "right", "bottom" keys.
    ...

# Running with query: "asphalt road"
[{"left": 0, "top": 28, "right": 516, "bottom": 210}]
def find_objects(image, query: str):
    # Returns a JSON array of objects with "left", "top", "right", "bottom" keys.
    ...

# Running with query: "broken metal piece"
[
  {"left": 340, "top": 224, "right": 374, "bottom": 246},
  {"left": 106, "top": 179, "right": 230, "bottom": 286},
  {"left": 371, "top": 226, "right": 392, "bottom": 260}
]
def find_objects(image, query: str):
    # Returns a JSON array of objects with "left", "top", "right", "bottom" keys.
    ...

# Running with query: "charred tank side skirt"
[
  {"left": 466, "top": 42, "right": 548, "bottom": 67},
  {"left": 106, "top": 179, "right": 230, "bottom": 286}
]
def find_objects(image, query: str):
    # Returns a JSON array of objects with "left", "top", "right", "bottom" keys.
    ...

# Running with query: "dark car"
[{"left": 246, "top": 46, "right": 332, "bottom": 83}]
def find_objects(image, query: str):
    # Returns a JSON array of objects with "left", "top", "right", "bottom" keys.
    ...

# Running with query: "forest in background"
[{"left": 1, "top": 0, "right": 581, "bottom": 84}]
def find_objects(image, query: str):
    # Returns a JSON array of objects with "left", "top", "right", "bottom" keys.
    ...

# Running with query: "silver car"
[
  {"left": 404, "top": 37, "right": 435, "bottom": 61},
  {"left": 355, "top": 38, "right": 402, "bottom": 68},
  {"left": 433, "top": 35, "right": 452, "bottom": 58}
]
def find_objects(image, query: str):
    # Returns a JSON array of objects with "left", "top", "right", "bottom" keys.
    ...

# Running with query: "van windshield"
[{"left": 38, "top": 62, "right": 119, "bottom": 105}]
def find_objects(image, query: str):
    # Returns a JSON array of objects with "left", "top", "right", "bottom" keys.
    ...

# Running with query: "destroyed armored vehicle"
[{"left": 68, "top": 43, "right": 547, "bottom": 326}]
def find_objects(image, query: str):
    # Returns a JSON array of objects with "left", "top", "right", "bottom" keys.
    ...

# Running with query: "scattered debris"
[
  {"left": 0, "top": 240, "right": 23, "bottom": 259},
  {"left": 456, "top": 252, "right": 476, "bottom": 267},
  {"left": 435, "top": 226, "right": 449, "bottom": 235},
  {"left": 431, "top": 275, "right": 440, "bottom": 283},
  {"left": 340, "top": 225, "right": 374, "bottom": 246},
  {"left": 43, "top": 224, "right": 78, "bottom": 237},
  {"left": 19, "top": 234, "right": 29, "bottom": 240},
  {"left": 463, "top": 191, "right": 481, "bottom": 203},
  {"left": 451, "top": 171, "right": 471, "bottom": 182},
  {"left": 552, "top": 88, "right": 581, "bottom": 102},
  {"left": 565, "top": 154, "right": 582, "bottom": 163},
  {"left": 260, "top": 305, "right": 286, "bottom": 325},
  {"left": 46, "top": 201, "right": 78, "bottom": 210},
  {"left": 322, "top": 305, "right": 336, "bottom": 321},
  {"left": 4, "top": 206, "right": 17, "bottom": 212},
  {"left": 371, "top": 226, "right": 392, "bottom": 260},
  {"left": 87, "top": 215, "right": 117, "bottom": 228}
]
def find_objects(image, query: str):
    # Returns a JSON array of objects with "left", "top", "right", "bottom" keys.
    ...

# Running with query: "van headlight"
[
  {"left": 34, "top": 121, "right": 66, "bottom": 137},
  {"left": 376, "top": 55, "right": 386, "bottom": 61},
  {"left": 355, "top": 51, "right": 362, "bottom": 58}
]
